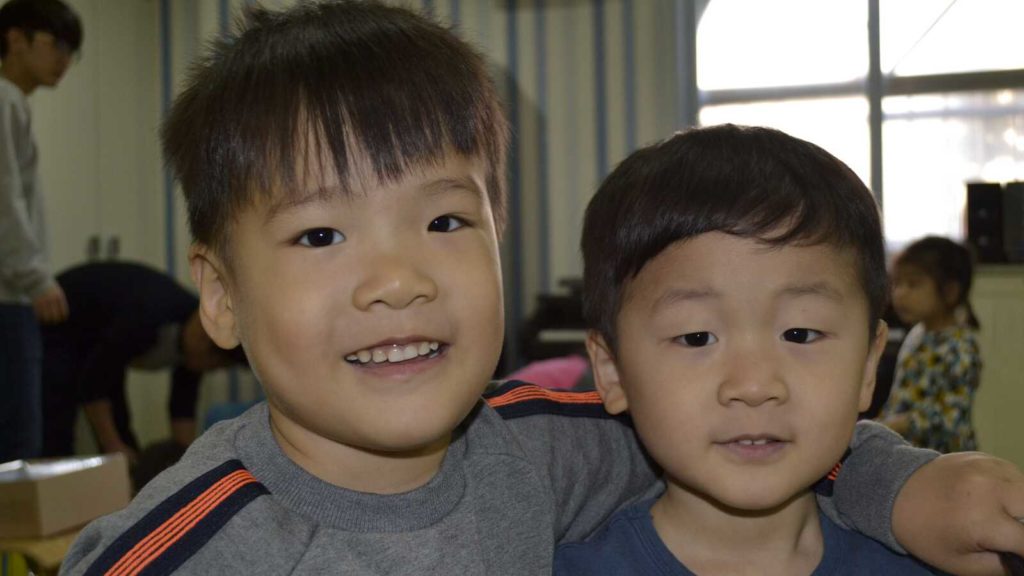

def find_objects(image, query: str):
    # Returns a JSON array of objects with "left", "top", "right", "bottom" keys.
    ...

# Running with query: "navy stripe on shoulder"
[
  {"left": 85, "top": 459, "right": 269, "bottom": 576},
  {"left": 484, "top": 379, "right": 622, "bottom": 421}
]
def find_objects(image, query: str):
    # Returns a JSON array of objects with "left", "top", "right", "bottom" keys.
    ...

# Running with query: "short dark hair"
[
  {"left": 162, "top": 0, "right": 508, "bottom": 259},
  {"left": 895, "top": 235, "right": 979, "bottom": 329},
  {"left": 0, "top": 0, "right": 82, "bottom": 58},
  {"left": 582, "top": 124, "right": 888, "bottom": 351}
]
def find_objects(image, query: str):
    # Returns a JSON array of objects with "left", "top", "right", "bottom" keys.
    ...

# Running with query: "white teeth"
[
  {"left": 346, "top": 341, "right": 442, "bottom": 365},
  {"left": 737, "top": 439, "right": 771, "bottom": 446},
  {"left": 387, "top": 347, "right": 404, "bottom": 362}
]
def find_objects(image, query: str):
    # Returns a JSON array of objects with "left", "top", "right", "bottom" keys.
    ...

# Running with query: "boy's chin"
[
  {"left": 693, "top": 480, "right": 817, "bottom": 517},
  {"left": 357, "top": 426, "right": 455, "bottom": 456}
]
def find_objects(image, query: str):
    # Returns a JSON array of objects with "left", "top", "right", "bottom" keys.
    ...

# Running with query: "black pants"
[
  {"left": 0, "top": 303, "right": 42, "bottom": 462},
  {"left": 40, "top": 329, "right": 138, "bottom": 457}
]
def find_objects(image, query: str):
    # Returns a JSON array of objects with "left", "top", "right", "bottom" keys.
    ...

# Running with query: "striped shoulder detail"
[
  {"left": 812, "top": 448, "right": 852, "bottom": 497},
  {"left": 484, "top": 380, "right": 611, "bottom": 419},
  {"left": 85, "top": 459, "right": 269, "bottom": 576}
]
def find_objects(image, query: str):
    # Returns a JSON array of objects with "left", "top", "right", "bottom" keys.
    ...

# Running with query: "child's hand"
[{"left": 893, "top": 452, "right": 1024, "bottom": 575}]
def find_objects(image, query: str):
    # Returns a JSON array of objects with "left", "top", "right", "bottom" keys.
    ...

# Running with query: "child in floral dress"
[{"left": 881, "top": 236, "right": 981, "bottom": 453}]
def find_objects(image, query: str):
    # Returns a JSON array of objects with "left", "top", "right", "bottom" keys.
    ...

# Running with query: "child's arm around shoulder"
[
  {"left": 893, "top": 451, "right": 1024, "bottom": 576},
  {"left": 831, "top": 420, "right": 1024, "bottom": 576},
  {"left": 482, "top": 381, "right": 661, "bottom": 543}
]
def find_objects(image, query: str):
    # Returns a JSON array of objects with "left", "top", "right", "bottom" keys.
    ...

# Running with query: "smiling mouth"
[
  {"left": 735, "top": 438, "right": 775, "bottom": 446},
  {"left": 717, "top": 435, "right": 789, "bottom": 460},
  {"left": 717, "top": 434, "right": 788, "bottom": 448},
  {"left": 345, "top": 341, "right": 442, "bottom": 365}
]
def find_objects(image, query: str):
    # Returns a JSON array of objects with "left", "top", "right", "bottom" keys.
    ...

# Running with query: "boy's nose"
[
  {"left": 352, "top": 252, "right": 438, "bottom": 310},
  {"left": 717, "top": 345, "right": 788, "bottom": 407}
]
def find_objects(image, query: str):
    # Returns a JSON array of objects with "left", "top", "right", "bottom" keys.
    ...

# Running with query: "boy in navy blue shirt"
[{"left": 558, "top": 125, "right": 942, "bottom": 574}]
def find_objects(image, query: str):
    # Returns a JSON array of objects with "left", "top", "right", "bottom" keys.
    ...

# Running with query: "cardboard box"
[{"left": 0, "top": 454, "right": 131, "bottom": 538}]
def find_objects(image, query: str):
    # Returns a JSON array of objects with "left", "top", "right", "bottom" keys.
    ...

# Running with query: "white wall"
[
  {"left": 972, "top": 266, "right": 1024, "bottom": 469},
  {"left": 35, "top": 0, "right": 262, "bottom": 450},
  {"left": 34, "top": 0, "right": 163, "bottom": 272}
]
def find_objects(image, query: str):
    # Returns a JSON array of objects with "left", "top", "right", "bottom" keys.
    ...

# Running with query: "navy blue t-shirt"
[{"left": 554, "top": 498, "right": 937, "bottom": 575}]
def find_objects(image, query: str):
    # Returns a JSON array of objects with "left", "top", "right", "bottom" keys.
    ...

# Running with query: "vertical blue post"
[
  {"left": 450, "top": 0, "right": 461, "bottom": 27},
  {"left": 219, "top": 0, "right": 229, "bottom": 36},
  {"left": 219, "top": 0, "right": 241, "bottom": 404},
  {"left": 593, "top": 0, "right": 607, "bottom": 179},
  {"left": 505, "top": 0, "right": 522, "bottom": 372},
  {"left": 161, "top": 0, "right": 175, "bottom": 278},
  {"left": 535, "top": 0, "right": 549, "bottom": 293},
  {"left": 674, "top": 0, "right": 698, "bottom": 128},
  {"left": 623, "top": 0, "right": 636, "bottom": 152},
  {"left": 868, "top": 0, "right": 883, "bottom": 205}
]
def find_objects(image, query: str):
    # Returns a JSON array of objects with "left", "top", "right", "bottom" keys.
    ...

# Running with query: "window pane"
[
  {"left": 700, "top": 97, "right": 870, "bottom": 185},
  {"left": 881, "top": 0, "right": 1024, "bottom": 76},
  {"left": 882, "top": 90, "right": 1024, "bottom": 246},
  {"left": 697, "top": 0, "right": 866, "bottom": 90}
]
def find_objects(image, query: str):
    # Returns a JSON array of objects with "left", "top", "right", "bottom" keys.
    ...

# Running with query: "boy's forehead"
[
  {"left": 258, "top": 149, "right": 489, "bottom": 216},
  {"left": 624, "top": 233, "right": 864, "bottom": 299}
]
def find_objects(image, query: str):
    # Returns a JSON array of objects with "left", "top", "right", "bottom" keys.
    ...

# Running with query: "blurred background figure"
[
  {"left": 879, "top": 236, "right": 981, "bottom": 453},
  {"left": 40, "top": 261, "right": 246, "bottom": 470},
  {"left": 0, "top": 0, "right": 80, "bottom": 463}
]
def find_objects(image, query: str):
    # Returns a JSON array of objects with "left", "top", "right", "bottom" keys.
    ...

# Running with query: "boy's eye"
[
  {"left": 676, "top": 331, "right": 718, "bottom": 347},
  {"left": 428, "top": 215, "right": 466, "bottom": 233},
  {"left": 781, "top": 328, "right": 824, "bottom": 344},
  {"left": 297, "top": 228, "right": 345, "bottom": 247}
]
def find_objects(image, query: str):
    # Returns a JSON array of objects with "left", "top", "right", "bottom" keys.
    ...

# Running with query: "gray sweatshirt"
[
  {"left": 0, "top": 76, "right": 53, "bottom": 304},
  {"left": 60, "top": 382, "right": 936, "bottom": 575}
]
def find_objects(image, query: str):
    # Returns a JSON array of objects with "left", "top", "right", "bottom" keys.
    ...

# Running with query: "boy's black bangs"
[
  {"left": 617, "top": 129, "right": 876, "bottom": 284},
  {"left": 583, "top": 125, "right": 887, "bottom": 347},
  {"left": 166, "top": 1, "right": 506, "bottom": 251}
]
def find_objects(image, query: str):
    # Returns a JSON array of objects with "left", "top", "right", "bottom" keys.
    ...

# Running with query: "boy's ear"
[
  {"left": 586, "top": 331, "right": 629, "bottom": 415},
  {"left": 189, "top": 244, "right": 240, "bottom": 350},
  {"left": 858, "top": 320, "right": 889, "bottom": 412}
]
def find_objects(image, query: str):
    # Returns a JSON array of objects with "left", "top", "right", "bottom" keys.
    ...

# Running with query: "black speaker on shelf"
[
  {"left": 966, "top": 182, "right": 1007, "bottom": 263},
  {"left": 1004, "top": 182, "right": 1024, "bottom": 263}
]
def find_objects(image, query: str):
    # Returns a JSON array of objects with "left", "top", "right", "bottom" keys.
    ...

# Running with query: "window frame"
[{"left": 685, "top": 0, "right": 1024, "bottom": 208}]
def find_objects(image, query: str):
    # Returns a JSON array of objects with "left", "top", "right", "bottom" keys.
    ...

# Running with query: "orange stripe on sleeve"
[{"left": 107, "top": 470, "right": 257, "bottom": 576}]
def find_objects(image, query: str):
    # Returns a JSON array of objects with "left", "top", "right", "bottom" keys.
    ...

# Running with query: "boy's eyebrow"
[
  {"left": 651, "top": 287, "right": 718, "bottom": 312},
  {"left": 264, "top": 176, "right": 483, "bottom": 224},
  {"left": 264, "top": 188, "right": 335, "bottom": 225},
  {"left": 420, "top": 176, "right": 484, "bottom": 198},
  {"left": 777, "top": 281, "right": 846, "bottom": 303}
]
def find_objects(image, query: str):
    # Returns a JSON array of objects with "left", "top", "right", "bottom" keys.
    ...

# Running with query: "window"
[
  {"left": 696, "top": 0, "right": 1024, "bottom": 248},
  {"left": 700, "top": 97, "right": 870, "bottom": 184},
  {"left": 883, "top": 89, "right": 1024, "bottom": 245},
  {"left": 882, "top": 0, "right": 1024, "bottom": 77},
  {"left": 697, "top": 0, "right": 866, "bottom": 90}
]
